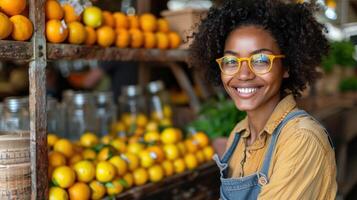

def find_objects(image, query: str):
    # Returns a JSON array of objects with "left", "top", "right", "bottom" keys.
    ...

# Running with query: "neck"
[{"left": 246, "top": 94, "right": 282, "bottom": 145}]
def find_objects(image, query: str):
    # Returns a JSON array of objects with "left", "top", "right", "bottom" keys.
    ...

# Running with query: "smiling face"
[{"left": 221, "top": 25, "right": 288, "bottom": 113}]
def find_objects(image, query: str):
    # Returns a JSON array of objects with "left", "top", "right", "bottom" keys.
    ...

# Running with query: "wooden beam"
[
  {"left": 0, "top": 41, "right": 32, "bottom": 61},
  {"left": 29, "top": 0, "right": 48, "bottom": 199}
]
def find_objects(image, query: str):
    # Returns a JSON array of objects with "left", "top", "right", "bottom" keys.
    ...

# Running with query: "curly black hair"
[{"left": 189, "top": 0, "right": 329, "bottom": 97}]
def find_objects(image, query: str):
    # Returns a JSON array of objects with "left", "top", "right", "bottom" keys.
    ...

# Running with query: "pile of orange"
[
  {"left": 0, "top": 0, "right": 33, "bottom": 41},
  {"left": 48, "top": 118, "right": 215, "bottom": 199},
  {"left": 43, "top": 0, "right": 181, "bottom": 49}
]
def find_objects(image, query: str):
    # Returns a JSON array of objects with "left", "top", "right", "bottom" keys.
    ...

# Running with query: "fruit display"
[
  {"left": 0, "top": 0, "right": 33, "bottom": 41},
  {"left": 48, "top": 120, "right": 215, "bottom": 199},
  {"left": 44, "top": 0, "right": 182, "bottom": 49}
]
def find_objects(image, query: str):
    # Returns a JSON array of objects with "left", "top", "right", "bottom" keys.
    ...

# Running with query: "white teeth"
[{"left": 236, "top": 88, "right": 258, "bottom": 94}]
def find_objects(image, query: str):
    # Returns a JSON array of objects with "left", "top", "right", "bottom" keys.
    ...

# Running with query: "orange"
[
  {"left": 143, "top": 32, "right": 156, "bottom": 49},
  {"left": 122, "top": 173, "right": 134, "bottom": 188},
  {"left": 185, "top": 139, "right": 199, "bottom": 153},
  {"left": 45, "top": 0, "right": 64, "bottom": 20},
  {"left": 68, "top": 153, "right": 82, "bottom": 166},
  {"left": 96, "top": 25, "right": 115, "bottom": 47},
  {"left": 0, "top": 0, "right": 26, "bottom": 16},
  {"left": 49, "top": 151, "right": 66, "bottom": 167},
  {"left": 53, "top": 138, "right": 73, "bottom": 158},
  {"left": 97, "top": 146, "right": 116, "bottom": 161},
  {"left": 184, "top": 153, "right": 198, "bottom": 170},
  {"left": 127, "top": 15, "right": 139, "bottom": 29},
  {"left": 102, "top": 11, "right": 114, "bottom": 28},
  {"left": 156, "top": 32, "right": 169, "bottom": 50},
  {"left": 140, "top": 13, "right": 157, "bottom": 32},
  {"left": 168, "top": 32, "right": 181, "bottom": 49},
  {"left": 129, "top": 28, "right": 143, "bottom": 48},
  {"left": 52, "top": 166, "right": 76, "bottom": 188},
  {"left": 139, "top": 150, "right": 155, "bottom": 168},
  {"left": 136, "top": 113, "right": 148, "bottom": 127},
  {"left": 67, "top": 21, "right": 86, "bottom": 44},
  {"left": 47, "top": 133, "right": 59, "bottom": 148},
  {"left": 173, "top": 158, "right": 186, "bottom": 174},
  {"left": 49, "top": 186, "right": 68, "bottom": 200},
  {"left": 193, "top": 131, "right": 210, "bottom": 148},
  {"left": 46, "top": 19, "right": 68, "bottom": 43},
  {"left": 163, "top": 144, "right": 180, "bottom": 161},
  {"left": 89, "top": 180, "right": 106, "bottom": 200},
  {"left": 9, "top": 15, "right": 33, "bottom": 41},
  {"left": 96, "top": 161, "right": 116, "bottom": 182},
  {"left": 144, "top": 131, "right": 160, "bottom": 144},
  {"left": 161, "top": 160, "right": 174, "bottom": 176},
  {"left": 203, "top": 146, "right": 215, "bottom": 161},
  {"left": 109, "top": 155, "right": 128, "bottom": 176},
  {"left": 62, "top": 3, "right": 80, "bottom": 23},
  {"left": 161, "top": 127, "right": 180, "bottom": 144},
  {"left": 127, "top": 142, "right": 144, "bottom": 155},
  {"left": 106, "top": 179, "right": 124, "bottom": 195},
  {"left": 74, "top": 160, "right": 95, "bottom": 183},
  {"left": 195, "top": 150, "right": 205, "bottom": 164},
  {"left": 84, "top": 26, "right": 97, "bottom": 45},
  {"left": 121, "top": 153, "right": 139, "bottom": 171},
  {"left": 80, "top": 132, "right": 98, "bottom": 148},
  {"left": 0, "top": 12, "right": 13, "bottom": 39},
  {"left": 148, "top": 165, "right": 164, "bottom": 182},
  {"left": 110, "top": 138, "right": 127, "bottom": 153},
  {"left": 82, "top": 148, "right": 96, "bottom": 160},
  {"left": 68, "top": 182, "right": 91, "bottom": 200},
  {"left": 147, "top": 145, "right": 165, "bottom": 163},
  {"left": 133, "top": 168, "right": 148, "bottom": 186},
  {"left": 113, "top": 12, "right": 128, "bottom": 29},
  {"left": 157, "top": 18, "right": 170, "bottom": 33}
]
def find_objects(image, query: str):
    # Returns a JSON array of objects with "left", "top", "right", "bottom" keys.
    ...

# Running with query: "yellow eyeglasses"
[{"left": 216, "top": 53, "right": 285, "bottom": 75}]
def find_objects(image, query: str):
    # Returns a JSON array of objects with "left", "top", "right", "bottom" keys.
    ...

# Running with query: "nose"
[{"left": 236, "top": 60, "right": 255, "bottom": 80}]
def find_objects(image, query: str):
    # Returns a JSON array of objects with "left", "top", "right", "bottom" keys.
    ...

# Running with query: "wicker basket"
[{"left": 0, "top": 131, "right": 31, "bottom": 200}]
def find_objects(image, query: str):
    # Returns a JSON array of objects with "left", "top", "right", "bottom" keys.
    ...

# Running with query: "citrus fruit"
[
  {"left": 156, "top": 32, "right": 169, "bottom": 50},
  {"left": 184, "top": 153, "right": 198, "bottom": 170},
  {"left": 133, "top": 168, "right": 148, "bottom": 186},
  {"left": 109, "top": 155, "right": 128, "bottom": 176},
  {"left": 161, "top": 128, "right": 180, "bottom": 144},
  {"left": 129, "top": 28, "right": 143, "bottom": 48},
  {"left": 177, "top": 142, "right": 187, "bottom": 156},
  {"left": 140, "top": 13, "right": 157, "bottom": 32},
  {"left": 96, "top": 161, "right": 116, "bottom": 182},
  {"left": 173, "top": 158, "right": 186, "bottom": 174},
  {"left": 89, "top": 180, "right": 106, "bottom": 200},
  {"left": 67, "top": 21, "right": 86, "bottom": 44},
  {"left": 144, "top": 131, "right": 160, "bottom": 143},
  {"left": 102, "top": 11, "right": 114, "bottom": 27},
  {"left": 84, "top": 26, "right": 96, "bottom": 45},
  {"left": 45, "top": 0, "right": 64, "bottom": 20},
  {"left": 193, "top": 131, "right": 210, "bottom": 148},
  {"left": 146, "top": 121, "right": 159, "bottom": 132},
  {"left": 163, "top": 105, "right": 172, "bottom": 118},
  {"left": 101, "top": 135, "right": 112, "bottom": 144},
  {"left": 113, "top": 12, "right": 128, "bottom": 29},
  {"left": 147, "top": 146, "right": 165, "bottom": 163},
  {"left": 83, "top": 6, "right": 102, "bottom": 28},
  {"left": 62, "top": 3, "right": 80, "bottom": 23},
  {"left": 82, "top": 148, "right": 96, "bottom": 160},
  {"left": 195, "top": 150, "right": 205, "bottom": 164},
  {"left": 47, "top": 133, "right": 59, "bottom": 148},
  {"left": 168, "top": 31, "right": 181, "bottom": 49},
  {"left": 9, "top": 15, "right": 33, "bottom": 41},
  {"left": 127, "top": 142, "right": 144, "bottom": 155},
  {"left": 68, "top": 153, "right": 82, "bottom": 166},
  {"left": 53, "top": 138, "right": 73, "bottom": 158},
  {"left": 185, "top": 139, "right": 199, "bottom": 153},
  {"left": 49, "top": 151, "right": 66, "bottom": 167},
  {"left": 80, "top": 132, "right": 98, "bottom": 147},
  {"left": 128, "top": 15, "right": 139, "bottom": 29},
  {"left": 203, "top": 146, "right": 214, "bottom": 161},
  {"left": 139, "top": 150, "right": 155, "bottom": 168},
  {"left": 157, "top": 18, "right": 170, "bottom": 33},
  {"left": 110, "top": 138, "right": 127, "bottom": 153},
  {"left": 74, "top": 160, "right": 95, "bottom": 183},
  {"left": 46, "top": 19, "right": 68, "bottom": 43},
  {"left": 96, "top": 25, "right": 115, "bottom": 47},
  {"left": 143, "top": 32, "right": 156, "bottom": 49},
  {"left": 68, "top": 182, "right": 91, "bottom": 200},
  {"left": 123, "top": 173, "right": 134, "bottom": 188},
  {"left": 163, "top": 144, "right": 180, "bottom": 161},
  {"left": 148, "top": 165, "right": 164, "bottom": 182},
  {"left": 136, "top": 113, "right": 148, "bottom": 127},
  {"left": 161, "top": 160, "right": 174, "bottom": 176},
  {"left": 0, "top": 12, "right": 12, "bottom": 39},
  {"left": 49, "top": 187, "right": 68, "bottom": 200},
  {"left": 105, "top": 179, "right": 124, "bottom": 195},
  {"left": 97, "top": 146, "right": 116, "bottom": 161},
  {"left": 52, "top": 166, "right": 76, "bottom": 188},
  {"left": 121, "top": 153, "right": 139, "bottom": 171},
  {"left": 0, "top": 0, "right": 26, "bottom": 16},
  {"left": 112, "top": 121, "right": 126, "bottom": 132}
]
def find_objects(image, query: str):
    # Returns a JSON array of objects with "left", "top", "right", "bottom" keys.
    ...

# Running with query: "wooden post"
[{"left": 29, "top": 0, "right": 48, "bottom": 199}]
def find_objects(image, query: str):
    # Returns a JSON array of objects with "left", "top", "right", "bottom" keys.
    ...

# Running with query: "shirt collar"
[{"left": 233, "top": 94, "right": 297, "bottom": 138}]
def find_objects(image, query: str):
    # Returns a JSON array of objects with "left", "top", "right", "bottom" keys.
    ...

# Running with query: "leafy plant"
[
  {"left": 321, "top": 41, "right": 357, "bottom": 73},
  {"left": 339, "top": 77, "right": 357, "bottom": 92},
  {"left": 187, "top": 93, "right": 246, "bottom": 139}
]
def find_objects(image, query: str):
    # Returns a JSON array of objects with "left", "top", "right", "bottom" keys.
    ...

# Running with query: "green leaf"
[
  {"left": 105, "top": 182, "right": 114, "bottom": 188},
  {"left": 118, "top": 179, "right": 129, "bottom": 188}
]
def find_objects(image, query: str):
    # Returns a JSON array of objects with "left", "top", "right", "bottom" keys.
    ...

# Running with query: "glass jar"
[
  {"left": 2, "top": 97, "right": 29, "bottom": 131},
  {"left": 147, "top": 81, "right": 173, "bottom": 122},
  {"left": 47, "top": 97, "right": 66, "bottom": 137},
  {"left": 118, "top": 85, "right": 146, "bottom": 136},
  {"left": 66, "top": 92, "right": 96, "bottom": 141},
  {"left": 95, "top": 92, "right": 117, "bottom": 137}
]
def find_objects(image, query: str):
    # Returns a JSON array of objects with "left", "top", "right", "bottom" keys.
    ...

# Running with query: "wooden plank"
[
  {"left": 47, "top": 44, "right": 189, "bottom": 62},
  {"left": 0, "top": 40, "right": 32, "bottom": 60},
  {"left": 29, "top": 0, "right": 48, "bottom": 199}
]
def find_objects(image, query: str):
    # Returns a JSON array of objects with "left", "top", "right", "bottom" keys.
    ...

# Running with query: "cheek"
[{"left": 221, "top": 74, "right": 232, "bottom": 88}]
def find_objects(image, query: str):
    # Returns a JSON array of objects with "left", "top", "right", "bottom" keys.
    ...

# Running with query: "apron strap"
[
  {"left": 260, "top": 110, "right": 309, "bottom": 175},
  {"left": 221, "top": 132, "right": 242, "bottom": 163}
]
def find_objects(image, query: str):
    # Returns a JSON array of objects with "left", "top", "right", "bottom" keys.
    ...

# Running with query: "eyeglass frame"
[{"left": 216, "top": 54, "right": 285, "bottom": 76}]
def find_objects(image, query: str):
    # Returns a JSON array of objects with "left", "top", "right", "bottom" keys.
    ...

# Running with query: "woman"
[{"left": 189, "top": 0, "right": 337, "bottom": 199}]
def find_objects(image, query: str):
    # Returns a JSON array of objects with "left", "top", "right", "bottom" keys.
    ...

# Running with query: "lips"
[{"left": 232, "top": 86, "right": 262, "bottom": 99}]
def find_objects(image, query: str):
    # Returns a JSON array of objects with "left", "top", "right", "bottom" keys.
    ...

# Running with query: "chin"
[{"left": 233, "top": 100, "right": 257, "bottom": 112}]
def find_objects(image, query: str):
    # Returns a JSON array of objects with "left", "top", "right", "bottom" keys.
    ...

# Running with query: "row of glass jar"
[{"left": 0, "top": 80, "right": 171, "bottom": 140}]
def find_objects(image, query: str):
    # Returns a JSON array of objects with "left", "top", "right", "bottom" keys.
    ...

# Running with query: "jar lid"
[
  {"left": 121, "top": 85, "right": 142, "bottom": 97},
  {"left": 4, "top": 97, "right": 27, "bottom": 112},
  {"left": 147, "top": 80, "right": 165, "bottom": 94},
  {"left": 96, "top": 92, "right": 113, "bottom": 105},
  {"left": 72, "top": 92, "right": 94, "bottom": 106}
]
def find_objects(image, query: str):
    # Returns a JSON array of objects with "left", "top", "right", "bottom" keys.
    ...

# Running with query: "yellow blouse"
[{"left": 225, "top": 95, "right": 337, "bottom": 200}]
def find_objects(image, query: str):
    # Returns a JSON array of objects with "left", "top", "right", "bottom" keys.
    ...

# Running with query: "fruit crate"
[{"left": 115, "top": 161, "right": 219, "bottom": 200}]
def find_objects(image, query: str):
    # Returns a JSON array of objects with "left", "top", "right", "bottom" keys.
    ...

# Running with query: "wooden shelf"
[
  {"left": 47, "top": 43, "right": 189, "bottom": 62},
  {"left": 115, "top": 161, "right": 219, "bottom": 200},
  {"left": 0, "top": 40, "right": 33, "bottom": 60}
]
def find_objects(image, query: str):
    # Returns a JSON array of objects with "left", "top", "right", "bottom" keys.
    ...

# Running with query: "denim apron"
[{"left": 213, "top": 110, "right": 334, "bottom": 200}]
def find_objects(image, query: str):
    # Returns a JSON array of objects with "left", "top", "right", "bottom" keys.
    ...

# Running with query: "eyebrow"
[{"left": 224, "top": 48, "right": 275, "bottom": 56}]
